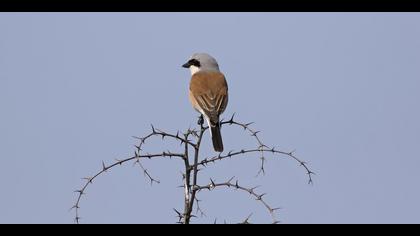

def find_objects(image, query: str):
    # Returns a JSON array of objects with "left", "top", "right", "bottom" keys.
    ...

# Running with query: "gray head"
[{"left": 182, "top": 53, "right": 220, "bottom": 75}]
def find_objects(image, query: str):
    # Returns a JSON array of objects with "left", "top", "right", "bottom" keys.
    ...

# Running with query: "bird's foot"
[{"left": 197, "top": 115, "right": 204, "bottom": 126}]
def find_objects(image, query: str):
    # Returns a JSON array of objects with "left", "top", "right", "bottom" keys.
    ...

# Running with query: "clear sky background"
[{"left": 1, "top": 13, "right": 420, "bottom": 224}]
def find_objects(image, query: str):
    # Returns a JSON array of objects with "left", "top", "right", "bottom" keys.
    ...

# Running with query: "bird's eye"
[{"left": 189, "top": 59, "right": 201, "bottom": 67}]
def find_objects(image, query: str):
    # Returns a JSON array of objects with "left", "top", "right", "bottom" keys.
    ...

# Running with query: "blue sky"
[{"left": 1, "top": 13, "right": 420, "bottom": 223}]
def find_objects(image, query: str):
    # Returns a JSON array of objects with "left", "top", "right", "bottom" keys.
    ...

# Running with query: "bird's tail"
[{"left": 210, "top": 123, "right": 224, "bottom": 152}]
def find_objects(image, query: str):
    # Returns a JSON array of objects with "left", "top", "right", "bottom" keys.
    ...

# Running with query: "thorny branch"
[
  {"left": 195, "top": 177, "right": 281, "bottom": 224},
  {"left": 71, "top": 152, "right": 184, "bottom": 224},
  {"left": 198, "top": 148, "right": 314, "bottom": 185},
  {"left": 72, "top": 114, "right": 314, "bottom": 224}
]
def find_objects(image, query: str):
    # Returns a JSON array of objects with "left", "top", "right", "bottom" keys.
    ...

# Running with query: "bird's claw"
[{"left": 197, "top": 115, "right": 204, "bottom": 126}]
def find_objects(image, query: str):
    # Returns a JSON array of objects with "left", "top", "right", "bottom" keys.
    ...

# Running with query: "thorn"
[
  {"left": 289, "top": 149, "right": 296, "bottom": 155},
  {"left": 173, "top": 208, "right": 182, "bottom": 217},
  {"left": 82, "top": 177, "right": 93, "bottom": 183},
  {"left": 210, "top": 178, "right": 216, "bottom": 189},
  {"left": 227, "top": 176, "right": 235, "bottom": 183},
  {"left": 230, "top": 113, "right": 235, "bottom": 121},
  {"left": 102, "top": 161, "right": 107, "bottom": 171},
  {"left": 251, "top": 185, "right": 261, "bottom": 191},
  {"left": 214, "top": 218, "right": 217, "bottom": 224},
  {"left": 133, "top": 136, "right": 146, "bottom": 145},
  {"left": 241, "top": 213, "right": 253, "bottom": 224},
  {"left": 150, "top": 124, "right": 156, "bottom": 133},
  {"left": 261, "top": 167, "right": 266, "bottom": 175},
  {"left": 271, "top": 207, "right": 282, "bottom": 212},
  {"left": 252, "top": 131, "right": 260, "bottom": 136},
  {"left": 228, "top": 150, "right": 233, "bottom": 156},
  {"left": 259, "top": 144, "right": 266, "bottom": 150},
  {"left": 69, "top": 205, "right": 79, "bottom": 211},
  {"left": 308, "top": 179, "right": 314, "bottom": 185},
  {"left": 257, "top": 193, "right": 267, "bottom": 200},
  {"left": 74, "top": 190, "right": 84, "bottom": 195},
  {"left": 256, "top": 167, "right": 265, "bottom": 177},
  {"left": 115, "top": 158, "right": 123, "bottom": 165},
  {"left": 245, "top": 122, "right": 254, "bottom": 127},
  {"left": 133, "top": 158, "right": 140, "bottom": 166}
]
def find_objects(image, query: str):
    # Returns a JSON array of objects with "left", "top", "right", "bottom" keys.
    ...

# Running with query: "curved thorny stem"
[
  {"left": 195, "top": 177, "right": 281, "bottom": 224},
  {"left": 72, "top": 114, "right": 314, "bottom": 224}
]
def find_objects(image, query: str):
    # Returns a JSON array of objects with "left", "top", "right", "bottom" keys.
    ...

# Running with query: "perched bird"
[{"left": 183, "top": 53, "right": 228, "bottom": 152}]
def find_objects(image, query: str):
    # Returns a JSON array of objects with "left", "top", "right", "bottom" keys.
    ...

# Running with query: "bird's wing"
[{"left": 189, "top": 71, "right": 228, "bottom": 124}]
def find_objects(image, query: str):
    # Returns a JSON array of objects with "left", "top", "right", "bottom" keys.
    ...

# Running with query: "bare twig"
[
  {"left": 240, "top": 213, "right": 253, "bottom": 224},
  {"left": 133, "top": 159, "right": 160, "bottom": 185},
  {"left": 195, "top": 197, "right": 206, "bottom": 217}
]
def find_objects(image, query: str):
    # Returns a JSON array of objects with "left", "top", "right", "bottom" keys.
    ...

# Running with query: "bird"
[{"left": 182, "top": 53, "right": 228, "bottom": 152}]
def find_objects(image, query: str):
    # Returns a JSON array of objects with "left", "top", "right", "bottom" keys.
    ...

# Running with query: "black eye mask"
[{"left": 182, "top": 59, "right": 201, "bottom": 68}]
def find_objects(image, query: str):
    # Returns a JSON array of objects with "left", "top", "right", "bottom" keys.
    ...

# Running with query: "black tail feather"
[{"left": 211, "top": 125, "right": 224, "bottom": 152}]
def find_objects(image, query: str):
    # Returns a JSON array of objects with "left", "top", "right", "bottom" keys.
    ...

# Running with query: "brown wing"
[{"left": 189, "top": 71, "right": 228, "bottom": 124}]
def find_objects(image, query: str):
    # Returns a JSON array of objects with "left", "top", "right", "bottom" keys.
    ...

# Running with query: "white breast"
[{"left": 189, "top": 65, "right": 201, "bottom": 75}]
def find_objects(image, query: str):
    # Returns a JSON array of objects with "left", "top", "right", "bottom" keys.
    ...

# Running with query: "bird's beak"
[{"left": 182, "top": 62, "right": 190, "bottom": 68}]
